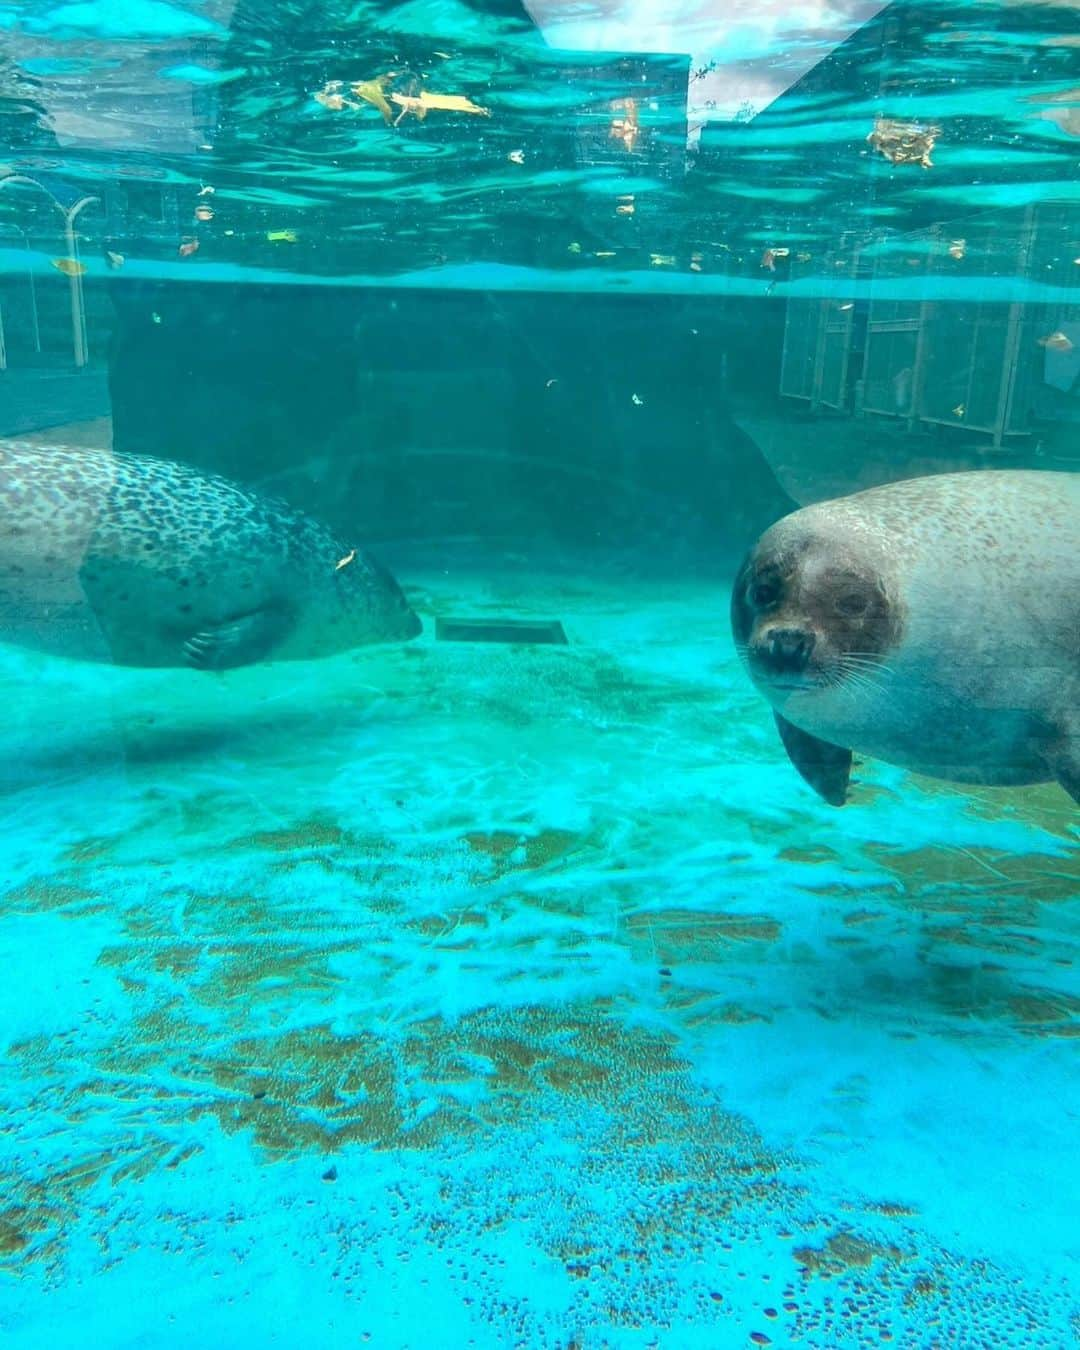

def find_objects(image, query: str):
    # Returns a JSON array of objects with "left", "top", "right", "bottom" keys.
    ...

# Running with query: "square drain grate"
[{"left": 435, "top": 617, "right": 569, "bottom": 645}]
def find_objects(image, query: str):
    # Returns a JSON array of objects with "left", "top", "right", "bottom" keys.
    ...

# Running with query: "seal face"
[
  {"left": 732, "top": 470, "right": 1080, "bottom": 807},
  {"left": 732, "top": 543, "right": 903, "bottom": 700},
  {"left": 0, "top": 440, "right": 421, "bottom": 670}
]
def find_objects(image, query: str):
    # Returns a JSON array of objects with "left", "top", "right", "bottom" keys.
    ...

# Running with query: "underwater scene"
[{"left": 1, "top": 1, "right": 1078, "bottom": 1346}]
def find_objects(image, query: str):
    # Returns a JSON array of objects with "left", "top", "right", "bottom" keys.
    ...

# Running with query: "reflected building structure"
[{"left": 697, "top": 0, "right": 1080, "bottom": 466}]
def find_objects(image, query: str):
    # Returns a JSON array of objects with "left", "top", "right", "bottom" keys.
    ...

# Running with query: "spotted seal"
[
  {"left": 0, "top": 440, "right": 421, "bottom": 669},
  {"left": 731, "top": 470, "right": 1080, "bottom": 806}
]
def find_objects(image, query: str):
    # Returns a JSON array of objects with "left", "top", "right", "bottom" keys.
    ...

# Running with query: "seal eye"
[
  {"left": 751, "top": 579, "right": 780, "bottom": 608},
  {"left": 834, "top": 590, "right": 869, "bottom": 618}
]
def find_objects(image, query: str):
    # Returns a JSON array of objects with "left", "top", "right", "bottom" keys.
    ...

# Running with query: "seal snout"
[{"left": 760, "top": 625, "right": 816, "bottom": 675}]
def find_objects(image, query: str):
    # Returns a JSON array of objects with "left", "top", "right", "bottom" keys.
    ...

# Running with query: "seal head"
[
  {"left": 732, "top": 535, "right": 903, "bottom": 701},
  {"left": 732, "top": 522, "right": 905, "bottom": 806},
  {"left": 732, "top": 471, "right": 1080, "bottom": 807}
]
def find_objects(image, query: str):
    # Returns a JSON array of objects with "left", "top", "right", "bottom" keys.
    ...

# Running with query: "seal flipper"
[
  {"left": 183, "top": 608, "right": 291, "bottom": 671},
  {"left": 774, "top": 713, "right": 852, "bottom": 807}
]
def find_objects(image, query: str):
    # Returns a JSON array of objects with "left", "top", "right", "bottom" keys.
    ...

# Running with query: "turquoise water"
[{"left": 1, "top": 3, "right": 1078, "bottom": 1347}]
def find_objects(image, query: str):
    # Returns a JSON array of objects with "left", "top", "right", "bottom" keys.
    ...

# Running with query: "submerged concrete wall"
[{"left": 104, "top": 281, "right": 796, "bottom": 569}]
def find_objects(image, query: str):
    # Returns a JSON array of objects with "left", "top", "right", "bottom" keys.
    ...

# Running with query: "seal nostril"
[{"left": 767, "top": 627, "right": 814, "bottom": 670}]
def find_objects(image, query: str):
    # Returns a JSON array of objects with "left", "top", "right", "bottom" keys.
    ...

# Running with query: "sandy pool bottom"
[{"left": 0, "top": 563, "right": 1077, "bottom": 1348}]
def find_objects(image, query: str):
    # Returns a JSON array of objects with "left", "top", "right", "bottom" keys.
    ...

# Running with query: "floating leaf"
[
  {"left": 866, "top": 116, "right": 940, "bottom": 168},
  {"left": 390, "top": 89, "right": 490, "bottom": 124},
  {"left": 349, "top": 76, "right": 395, "bottom": 124}
]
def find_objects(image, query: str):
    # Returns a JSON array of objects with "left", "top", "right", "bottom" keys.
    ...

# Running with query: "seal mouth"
[
  {"left": 756, "top": 659, "right": 890, "bottom": 702},
  {"left": 756, "top": 672, "right": 831, "bottom": 700}
]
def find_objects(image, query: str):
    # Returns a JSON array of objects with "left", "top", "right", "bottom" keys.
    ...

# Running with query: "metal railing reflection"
[{"left": 0, "top": 172, "right": 99, "bottom": 368}]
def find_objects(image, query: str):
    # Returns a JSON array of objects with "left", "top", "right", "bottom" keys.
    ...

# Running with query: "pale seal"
[
  {"left": 731, "top": 470, "right": 1079, "bottom": 806},
  {"left": 0, "top": 440, "right": 421, "bottom": 669}
]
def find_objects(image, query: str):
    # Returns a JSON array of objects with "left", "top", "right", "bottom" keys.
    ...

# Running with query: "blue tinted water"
[{"left": 1, "top": 2, "right": 1078, "bottom": 1347}]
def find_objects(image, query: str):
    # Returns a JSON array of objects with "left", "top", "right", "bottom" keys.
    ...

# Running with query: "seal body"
[
  {"left": 0, "top": 440, "right": 421, "bottom": 669},
  {"left": 731, "top": 471, "right": 1080, "bottom": 805}
]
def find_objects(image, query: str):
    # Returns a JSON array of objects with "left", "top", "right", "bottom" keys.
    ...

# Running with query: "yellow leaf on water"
[
  {"left": 350, "top": 76, "right": 395, "bottom": 124},
  {"left": 390, "top": 89, "right": 490, "bottom": 122}
]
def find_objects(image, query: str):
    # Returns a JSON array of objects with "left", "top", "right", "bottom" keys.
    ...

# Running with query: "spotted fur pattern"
[{"left": 0, "top": 440, "right": 419, "bottom": 668}]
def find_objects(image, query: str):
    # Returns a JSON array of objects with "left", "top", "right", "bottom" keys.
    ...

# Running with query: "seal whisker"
[
  {"left": 836, "top": 654, "right": 890, "bottom": 677},
  {"left": 842, "top": 662, "right": 889, "bottom": 689},
  {"left": 831, "top": 663, "right": 889, "bottom": 701},
  {"left": 840, "top": 652, "right": 893, "bottom": 672},
  {"left": 837, "top": 656, "right": 895, "bottom": 686}
]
